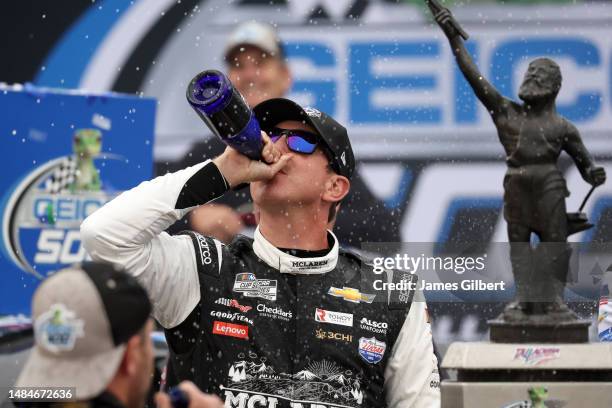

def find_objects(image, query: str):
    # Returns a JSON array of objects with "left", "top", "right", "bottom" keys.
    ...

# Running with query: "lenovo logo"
[{"left": 212, "top": 321, "right": 249, "bottom": 340}]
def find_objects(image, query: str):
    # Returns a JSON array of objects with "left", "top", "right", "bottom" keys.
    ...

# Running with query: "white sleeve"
[
  {"left": 80, "top": 160, "right": 226, "bottom": 328},
  {"left": 384, "top": 289, "right": 441, "bottom": 408}
]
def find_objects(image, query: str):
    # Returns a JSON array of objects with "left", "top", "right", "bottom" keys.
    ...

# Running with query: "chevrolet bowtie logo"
[{"left": 327, "top": 287, "right": 376, "bottom": 304}]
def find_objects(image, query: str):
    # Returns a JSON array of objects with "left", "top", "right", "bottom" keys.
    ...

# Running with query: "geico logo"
[
  {"left": 360, "top": 318, "right": 388, "bottom": 329},
  {"left": 196, "top": 235, "right": 212, "bottom": 265},
  {"left": 257, "top": 304, "right": 292, "bottom": 318},
  {"left": 291, "top": 260, "right": 328, "bottom": 267}
]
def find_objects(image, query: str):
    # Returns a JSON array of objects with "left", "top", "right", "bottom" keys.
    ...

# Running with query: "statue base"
[
  {"left": 489, "top": 318, "right": 591, "bottom": 343},
  {"left": 489, "top": 302, "right": 591, "bottom": 342},
  {"left": 441, "top": 342, "right": 612, "bottom": 407}
]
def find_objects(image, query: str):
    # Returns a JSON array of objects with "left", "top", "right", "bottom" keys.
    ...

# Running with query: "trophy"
[{"left": 427, "top": 0, "right": 612, "bottom": 405}]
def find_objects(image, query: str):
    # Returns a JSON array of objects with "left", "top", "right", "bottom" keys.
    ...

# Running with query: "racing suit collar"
[{"left": 252, "top": 226, "right": 339, "bottom": 274}]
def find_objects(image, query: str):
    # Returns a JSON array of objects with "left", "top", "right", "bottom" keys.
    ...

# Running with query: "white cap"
[{"left": 224, "top": 21, "right": 283, "bottom": 61}]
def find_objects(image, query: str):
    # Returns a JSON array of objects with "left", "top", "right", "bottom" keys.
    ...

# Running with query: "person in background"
[
  {"left": 14, "top": 262, "right": 222, "bottom": 408},
  {"left": 160, "top": 21, "right": 401, "bottom": 246}
]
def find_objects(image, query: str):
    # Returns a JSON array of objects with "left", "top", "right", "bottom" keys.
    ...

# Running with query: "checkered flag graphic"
[{"left": 44, "top": 156, "right": 77, "bottom": 194}]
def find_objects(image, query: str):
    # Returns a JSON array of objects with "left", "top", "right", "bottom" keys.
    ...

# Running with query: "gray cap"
[
  {"left": 224, "top": 21, "right": 284, "bottom": 61},
  {"left": 16, "top": 262, "right": 151, "bottom": 400}
]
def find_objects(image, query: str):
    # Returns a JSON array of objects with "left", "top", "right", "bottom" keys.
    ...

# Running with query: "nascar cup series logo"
[
  {"left": 233, "top": 273, "right": 278, "bottom": 301},
  {"left": 1, "top": 129, "right": 119, "bottom": 277}
]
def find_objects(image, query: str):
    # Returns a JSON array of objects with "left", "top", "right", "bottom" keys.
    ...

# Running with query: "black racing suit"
[{"left": 81, "top": 160, "right": 440, "bottom": 407}]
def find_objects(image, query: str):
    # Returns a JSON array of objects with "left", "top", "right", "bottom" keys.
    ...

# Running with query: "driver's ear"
[{"left": 323, "top": 174, "right": 349, "bottom": 203}]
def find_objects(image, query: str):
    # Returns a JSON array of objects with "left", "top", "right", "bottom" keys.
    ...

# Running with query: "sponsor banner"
[
  {"left": 215, "top": 297, "right": 253, "bottom": 313},
  {"left": 0, "top": 86, "right": 155, "bottom": 315},
  {"left": 212, "top": 321, "right": 249, "bottom": 340},
  {"left": 513, "top": 347, "right": 561, "bottom": 366},
  {"left": 256, "top": 304, "right": 293, "bottom": 321},
  {"left": 358, "top": 337, "right": 386, "bottom": 364},
  {"left": 359, "top": 317, "right": 388, "bottom": 335},
  {"left": 149, "top": 22, "right": 612, "bottom": 159},
  {"left": 210, "top": 310, "right": 253, "bottom": 325},
  {"left": 233, "top": 273, "right": 278, "bottom": 301},
  {"left": 315, "top": 308, "right": 353, "bottom": 327}
]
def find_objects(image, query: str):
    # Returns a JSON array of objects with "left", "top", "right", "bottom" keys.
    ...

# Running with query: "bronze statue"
[{"left": 428, "top": 1, "right": 606, "bottom": 328}]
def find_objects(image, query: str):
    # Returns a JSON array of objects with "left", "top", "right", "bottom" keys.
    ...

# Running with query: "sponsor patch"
[
  {"left": 256, "top": 304, "right": 292, "bottom": 321},
  {"left": 195, "top": 233, "right": 213, "bottom": 266},
  {"left": 35, "top": 304, "right": 85, "bottom": 352},
  {"left": 358, "top": 337, "right": 386, "bottom": 364},
  {"left": 513, "top": 347, "right": 561, "bottom": 366},
  {"left": 215, "top": 297, "right": 252, "bottom": 313},
  {"left": 212, "top": 321, "right": 249, "bottom": 340},
  {"left": 315, "top": 308, "right": 353, "bottom": 327},
  {"left": 210, "top": 310, "right": 253, "bottom": 325},
  {"left": 328, "top": 287, "right": 375, "bottom": 304},
  {"left": 359, "top": 317, "right": 388, "bottom": 334},
  {"left": 315, "top": 328, "right": 353, "bottom": 343},
  {"left": 233, "top": 273, "right": 277, "bottom": 301}
]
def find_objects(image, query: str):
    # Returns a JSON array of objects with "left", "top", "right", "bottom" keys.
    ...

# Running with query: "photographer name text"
[{"left": 373, "top": 278, "right": 506, "bottom": 292}]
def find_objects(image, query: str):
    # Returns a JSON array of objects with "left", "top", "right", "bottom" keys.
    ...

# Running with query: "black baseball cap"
[{"left": 253, "top": 98, "right": 355, "bottom": 179}]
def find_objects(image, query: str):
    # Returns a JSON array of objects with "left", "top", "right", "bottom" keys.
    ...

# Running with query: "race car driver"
[{"left": 81, "top": 98, "right": 440, "bottom": 407}]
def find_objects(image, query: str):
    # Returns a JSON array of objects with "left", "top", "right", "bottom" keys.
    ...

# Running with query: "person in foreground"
[
  {"left": 14, "top": 262, "right": 222, "bottom": 408},
  {"left": 81, "top": 98, "right": 440, "bottom": 407}
]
